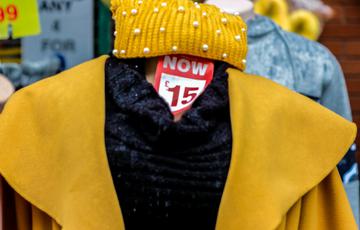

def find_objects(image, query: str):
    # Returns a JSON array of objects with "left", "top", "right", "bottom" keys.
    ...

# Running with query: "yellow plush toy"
[
  {"left": 289, "top": 9, "right": 321, "bottom": 40},
  {"left": 254, "top": 0, "right": 290, "bottom": 30}
]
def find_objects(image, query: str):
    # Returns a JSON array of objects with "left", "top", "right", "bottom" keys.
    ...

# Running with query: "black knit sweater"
[{"left": 105, "top": 56, "right": 232, "bottom": 230}]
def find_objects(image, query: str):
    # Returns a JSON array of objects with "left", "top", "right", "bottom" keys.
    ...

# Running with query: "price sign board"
[
  {"left": 154, "top": 55, "right": 214, "bottom": 115},
  {"left": 0, "top": 0, "right": 41, "bottom": 39},
  {"left": 22, "top": 0, "right": 94, "bottom": 68}
]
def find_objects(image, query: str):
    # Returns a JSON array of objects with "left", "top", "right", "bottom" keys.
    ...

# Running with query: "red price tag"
[{"left": 154, "top": 55, "right": 214, "bottom": 115}]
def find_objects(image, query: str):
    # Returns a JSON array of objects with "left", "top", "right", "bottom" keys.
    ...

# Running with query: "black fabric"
[{"left": 104, "top": 56, "right": 232, "bottom": 230}]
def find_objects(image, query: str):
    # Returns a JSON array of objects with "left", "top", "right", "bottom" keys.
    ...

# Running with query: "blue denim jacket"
[
  {"left": 246, "top": 16, "right": 359, "bottom": 223},
  {"left": 246, "top": 15, "right": 352, "bottom": 121}
]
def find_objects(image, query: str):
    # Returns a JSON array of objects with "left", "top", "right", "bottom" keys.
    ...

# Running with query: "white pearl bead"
[
  {"left": 114, "top": 31, "right": 117, "bottom": 36},
  {"left": 242, "top": 59, "right": 247, "bottom": 64},
  {"left": 138, "top": 0, "right": 143, "bottom": 4},
  {"left": 144, "top": 47, "right": 150, "bottom": 54},
  {"left": 120, "top": 50, "right": 126, "bottom": 55},
  {"left": 235, "top": 35, "right": 241, "bottom": 41},
  {"left": 161, "top": 2, "right": 167, "bottom": 7},
  {"left": 195, "top": 5, "right": 201, "bottom": 9},
  {"left": 193, "top": 21, "right": 199, "bottom": 28},
  {"left": 154, "top": 7, "right": 159, "bottom": 13},
  {"left": 216, "top": 29, "right": 221, "bottom": 35},
  {"left": 202, "top": 12, "right": 207, "bottom": 17},
  {"left": 172, "top": 46, "right": 178, "bottom": 52},
  {"left": 131, "top": 9, "right": 138, "bottom": 15},
  {"left": 241, "top": 27, "right": 247, "bottom": 32},
  {"left": 221, "top": 18, "right": 228, "bottom": 24},
  {"left": 234, "top": 12, "right": 240, "bottom": 16},
  {"left": 112, "top": 49, "right": 119, "bottom": 55},
  {"left": 160, "top": 27, "right": 166, "bottom": 32},
  {"left": 178, "top": 6, "right": 185, "bottom": 12},
  {"left": 222, "top": 53, "right": 228, "bottom": 59},
  {"left": 122, "top": 11, "right": 127, "bottom": 16},
  {"left": 202, "top": 44, "right": 209, "bottom": 52},
  {"left": 134, "top": 28, "right": 141, "bottom": 35}
]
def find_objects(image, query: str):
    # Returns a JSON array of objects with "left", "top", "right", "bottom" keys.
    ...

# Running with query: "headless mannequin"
[
  {"left": 145, "top": 1, "right": 255, "bottom": 121},
  {"left": 206, "top": 0, "right": 255, "bottom": 20}
]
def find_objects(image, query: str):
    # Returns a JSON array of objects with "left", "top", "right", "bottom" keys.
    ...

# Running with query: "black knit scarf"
[{"left": 105, "top": 56, "right": 232, "bottom": 230}]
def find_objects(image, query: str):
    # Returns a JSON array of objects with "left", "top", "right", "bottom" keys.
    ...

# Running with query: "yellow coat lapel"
[
  {"left": 0, "top": 56, "right": 356, "bottom": 230},
  {"left": 0, "top": 56, "right": 124, "bottom": 229},
  {"left": 216, "top": 69, "right": 356, "bottom": 229}
]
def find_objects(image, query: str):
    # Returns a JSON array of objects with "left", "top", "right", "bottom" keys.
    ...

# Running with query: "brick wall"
[{"left": 320, "top": 0, "right": 360, "bottom": 153}]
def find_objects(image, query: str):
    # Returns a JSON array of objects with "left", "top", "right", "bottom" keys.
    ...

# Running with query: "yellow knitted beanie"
[{"left": 111, "top": 0, "right": 248, "bottom": 70}]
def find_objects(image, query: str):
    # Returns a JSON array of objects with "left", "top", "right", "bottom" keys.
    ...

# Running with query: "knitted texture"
[
  {"left": 111, "top": 0, "right": 248, "bottom": 70},
  {"left": 105, "top": 56, "right": 232, "bottom": 229}
]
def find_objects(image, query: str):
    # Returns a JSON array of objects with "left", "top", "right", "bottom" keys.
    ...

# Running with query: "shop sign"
[{"left": 22, "top": 0, "right": 94, "bottom": 68}]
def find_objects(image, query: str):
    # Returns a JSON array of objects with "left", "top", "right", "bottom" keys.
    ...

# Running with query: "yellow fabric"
[
  {"left": 254, "top": 0, "right": 290, "bottom": 30},
  {"left": 289, "top": 10, "right": 321, "bottom": 41},
  {"left": 0, "top": 56, "right": 357, "bottom": 230},
  {"left": 277, "top": 170, "right": 357, "bottom": 230},
  {"left": 111, "top": 0, "right": 247, "bottom": 70},
  {"left": 12, "top": 192, "right": 60, "bottom": 230}
]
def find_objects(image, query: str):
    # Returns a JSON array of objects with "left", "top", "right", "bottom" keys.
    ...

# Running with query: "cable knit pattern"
[
  {"left": 105, "top": 56, "right": 232, "bottom": 229},
  {"left": 111, "top": 0, "right": 248, "bottom": 71}
]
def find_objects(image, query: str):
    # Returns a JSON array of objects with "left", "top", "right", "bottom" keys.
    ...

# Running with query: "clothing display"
[
  {"left": 0, "top": 55, "right": 357, "bottom": 230},
  {"left": 105, "top": 57, "right": 232, "bottom": 229},
  {"left": 246, "top": 15, "right": 359, "bottom": 222},
  {"left": 0, "top": 0, "right": 358, "bottom": 229}
]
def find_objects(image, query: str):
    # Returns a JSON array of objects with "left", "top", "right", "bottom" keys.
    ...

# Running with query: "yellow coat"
[{"left": 0, "top": 56, "right": 357, "bottom": 230}]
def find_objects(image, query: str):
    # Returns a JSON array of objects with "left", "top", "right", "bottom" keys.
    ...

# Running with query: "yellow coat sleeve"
[
  {"left": 278, "top": 170, "right": 357, "bottom": 230},
  {"left": 1, "top": 176, "right": 61, "bottom": 230}
]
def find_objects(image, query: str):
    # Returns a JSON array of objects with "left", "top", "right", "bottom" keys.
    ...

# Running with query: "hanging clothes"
[
  {"left": 0, "top": 56, "right": 357, "bottom": 230},
  {"left": 246, "top": 15, "right": 359, "bottom": 222},
  {"left": 0, "top": 0, "right": 358, "bottom": 229}
]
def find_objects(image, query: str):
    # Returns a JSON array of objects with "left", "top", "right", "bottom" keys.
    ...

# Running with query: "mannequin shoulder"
[{"left": 1, "top": 56, "right": 108, "bottom": 118}]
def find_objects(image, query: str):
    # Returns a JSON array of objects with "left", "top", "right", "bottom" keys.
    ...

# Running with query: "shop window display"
[{"left": 0, "top": 0, "right": 358, "bottom": 229}]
